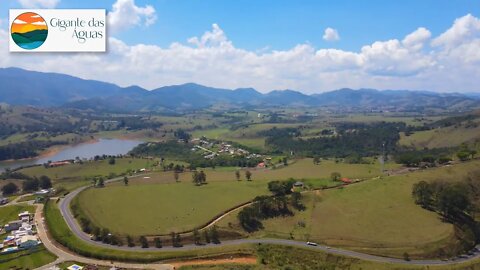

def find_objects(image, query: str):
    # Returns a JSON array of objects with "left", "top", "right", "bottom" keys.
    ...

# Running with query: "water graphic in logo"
[{"left": 11, "top": 12, "right": 48, "bottom": 50}]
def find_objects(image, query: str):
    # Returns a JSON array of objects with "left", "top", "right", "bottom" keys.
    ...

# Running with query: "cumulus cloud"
[
  {"left": 0, "top": 14, "right": 479, "bottom": 93},
  {"left": 18, "top": 0, "right": 59, "bottom": 8},
  {"left": 188, "top": 24, "right": 232, "bottom": 48},
  {"left": 402, "top": 27, "right": 431, "bottom": 50},
  {"left": 323, "top": 27, "right": 340, "bottom": 41},
  {"left": 108, "top": 0, "right": 157, "bottom": 34},
  {"left": 432, "top": 14, "right": 480, "bottom": 48}
]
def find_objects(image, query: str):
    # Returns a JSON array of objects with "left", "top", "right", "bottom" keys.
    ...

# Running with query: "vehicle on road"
[{"left": 306, "top": 241, "right": 318, "bottom": 246}]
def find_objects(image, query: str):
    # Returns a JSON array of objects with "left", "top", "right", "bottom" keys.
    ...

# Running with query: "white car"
[{"left": 306, "top": 241, "right": 318, "bottom": 246}]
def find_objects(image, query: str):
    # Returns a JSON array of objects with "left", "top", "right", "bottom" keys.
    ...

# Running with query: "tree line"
[{"left": 238, "top": 179, "right": 305, "bottom": 232}]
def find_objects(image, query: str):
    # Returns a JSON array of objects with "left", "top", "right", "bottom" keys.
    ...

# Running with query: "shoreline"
[
  {"left": 0, "top": 137, "right": 100, "bottom": 164},
  {"left": 0, "top": 135, "right": 145, "bottom": 166}
]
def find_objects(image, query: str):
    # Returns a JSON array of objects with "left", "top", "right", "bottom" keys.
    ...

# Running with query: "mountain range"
[{"left": 0, "top": 67, "right": 479, "bottom": 112}]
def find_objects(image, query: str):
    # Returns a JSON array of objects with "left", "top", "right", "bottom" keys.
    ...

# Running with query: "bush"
[{"left": 1, "top": 182, "right": 19, "bottom": 195}]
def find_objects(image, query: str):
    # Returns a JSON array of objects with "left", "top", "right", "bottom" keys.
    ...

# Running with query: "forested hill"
[{"left": 1, "top": 67, "right": 479, "bottom": 111}]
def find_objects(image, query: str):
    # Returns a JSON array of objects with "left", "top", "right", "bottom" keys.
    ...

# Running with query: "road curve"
[{"left": 57, "top": 175, "right": 480, "bottom": 267}]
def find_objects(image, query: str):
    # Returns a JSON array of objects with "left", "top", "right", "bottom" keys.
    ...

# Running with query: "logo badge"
[{"left": 11, "top": 12, "right": 48, "bottom": 50}]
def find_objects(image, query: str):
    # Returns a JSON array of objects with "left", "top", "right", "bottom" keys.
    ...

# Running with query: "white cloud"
[
  {"left": 402, "top": 27, "right": 431, "bottom": 50},
  {"left": 108, "top": 0, "right": 157, "bottom": 34},
  {"left": 323, "top": 27, "right": 340, "bottom": 41},
  {"left": 18, "top": 0, "right": 59, "bottom": 8},
  {"left": 32, "top": 21, "right": 47, "bottom": 26},
  {"left": 13, "top": 19, "right": 27, "bottom": 24},
  {"left": 0, "top": 14, "right": 480, "bottom": 93},
  {"left": 188, "top": 24, "right": 231, "bottom": 48},
  {"left": 432, "top": 14, "right": 480, "bottom": 48}
]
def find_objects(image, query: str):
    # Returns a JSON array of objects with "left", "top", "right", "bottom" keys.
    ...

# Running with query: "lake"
[{"left": 0, "top": 138, "right": 143, "bottom": 172}]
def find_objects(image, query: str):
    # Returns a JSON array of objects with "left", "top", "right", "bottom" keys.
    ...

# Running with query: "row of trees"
[
  {"left": 263, "top": 122, "right": 403, "bottom": 158},
  {"left": 412, "top": 180, "right": 473, "bottom": 220},
  {"left": 1, "top": 175, "right": 52, "bottom": 195},
  {"left": 235, "top": 170, "right": 252, "bottom": 181}
]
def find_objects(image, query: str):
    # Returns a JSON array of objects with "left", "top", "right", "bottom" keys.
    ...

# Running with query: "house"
[
  {"left": 18, "top": 211, "right": 30, "bottom": 222},
  {"left": 48, "top": 161, "right": 71, "bottom": 167},
  {"left": 17, "top": 235, "right": 39, "bottom": 249},
  {"left": 3, "top": 235, "right": 15, "bottom": 246},
  {"left": 257, "top": 162, "right": 266, "bottom": 168},
  {"left": 4, "top": 220, "right": 22, "bottom": 232},
  {"left": 340, "top": 178, "right": 352, "bottom": 184}
]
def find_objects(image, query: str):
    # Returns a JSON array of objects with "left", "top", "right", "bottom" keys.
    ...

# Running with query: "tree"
[
  {"left": 154, "top": 237, "right": 162, "bottom": 248},
  {"left": 235, "top": 170, "right": 241, "bottom": 181},
  {"left": 170, "top": 232, "right": 176, "bottom": 247},
  {"left": 267, "top": 179, "right": 295, "bottom": 196},
  {"left": 283, "top": 157, "right": 288, "bottom": 166},
  {"left": 471, "top": 150, "right": 478, "bottom": 159},
  {"left": 412, "top": 181, "right": 433, "bottom": 209},
  {"left": 437, "top": 183, "right": 471, "bottom": 219},
  {"left": 204, "top": 230, "right": 210, "bottom": 243},
  {"left": 1, "top": 182, "right": 18, "bottom": 195},
  {"left": 96, "top": 177, "right": 105, "bottom": 188},
  {"left": 313, "top": 156, "right": 320, "bottom": 165},
  {"left": 123, "top": 176, "right": 129, "bottom": 186},
  {"left": 291, "top": 192, "right": 305, "bottom": 210},
  {"left": 193, "top": 228, "right": 201, "bottom": 245},
  {"left": 457, "top": 151, "right": 471, "bottom": 161},
  {"left": 139, "top": 236, "right": 149, "bottom": 248},
  {"left": 127, "top": 235, "right": 135, "bottom": 247},
  {"left": 39, "top": 175, "right": 52, "bottom": 189},
  {"left": 23, "top": 178, "right": 40, "bottom": 192},
  {"left": 174, "top": 171, "right": 179, "bottom": 182},
  {"left": 175, "top": 233, "right": 182, "bottom": 247},
  {"left": 330, "top": 172, "right": 341, "bottom": 181},
  {"left": 210, "top": 226, "right": 220, "bottom": 244},
  {"left": 199, "top": 170, "right": 206, "bottom": 184},
  {"left": 193, "top": 170, "right": 207, "bottom": 185},
  {"left": 245, "top": 170, "right": 252, "bottom": 181},
  {"left": 238, "top": 207, "right": 263, "bottom": 232},
  {"left": 108, "top": 157, "right": 116, "bottom": 165}
]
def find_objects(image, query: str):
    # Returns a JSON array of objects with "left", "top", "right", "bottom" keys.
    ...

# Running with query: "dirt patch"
[{"left": 171, "top": 256, "right": 257, "bottom": 268}]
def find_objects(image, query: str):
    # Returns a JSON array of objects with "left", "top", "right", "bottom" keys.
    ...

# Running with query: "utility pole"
[{"left": 381, "top": 142, "right": 386, "bottom": 173}]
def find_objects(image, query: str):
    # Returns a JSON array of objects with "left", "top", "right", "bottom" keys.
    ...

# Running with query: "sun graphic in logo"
[{"left": 11, "top": 12, "right": 48, "bottom": 50}]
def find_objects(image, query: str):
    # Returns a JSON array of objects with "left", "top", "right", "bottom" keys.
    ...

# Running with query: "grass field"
[
  {"left": 400, "top": 125, "right": 480, "bottom": 149},
  {"left": 0, "top": 204, "right": 34, "bottom": 225},
  {"left": 76, "top": 180, "right": 269, "bottom": 235},
  {"left": 138, "top": 159, "right": 399, "bottom": 185},
  {"left": 44, "top": 200, "right": 257, "bottom": 262},
  {"left": 218, "top": 160, "right": 480, "bottom": 259},
  {"left": 0, "top": 245, "right": 57, "bottom": 270},
  {"left": 20, "top": 158, "right": 157, "bottom": 189},
  {"left": 178, "top": 244, "right": 480, "bottom": 270},
  {"left": 73, "top": 158, "right": 398, "bottom": 236}
]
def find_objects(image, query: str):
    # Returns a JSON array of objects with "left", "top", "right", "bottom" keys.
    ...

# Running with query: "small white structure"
[
  {"left": 18, "top": 211, "right": 30, "bottom": 220},
  {"left": 67, "top": 264, "right": 84, "bottom": 270}
]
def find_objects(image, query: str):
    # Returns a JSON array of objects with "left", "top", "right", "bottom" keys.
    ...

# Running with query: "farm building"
[{"left": 341, "top": 178, "right": 352, "bottom": 184}]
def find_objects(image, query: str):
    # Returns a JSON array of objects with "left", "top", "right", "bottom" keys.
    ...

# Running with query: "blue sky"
[
  {"left": 0, "top": 0, "right": 480, "bottom": 93},
  {"left": 2, "top": 0, "right": 478, "bottom": 51}
]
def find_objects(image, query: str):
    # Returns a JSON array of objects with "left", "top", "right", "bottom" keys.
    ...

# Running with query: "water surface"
[{"left": 0, "top": 138, "right": 142, "bottom": 172}]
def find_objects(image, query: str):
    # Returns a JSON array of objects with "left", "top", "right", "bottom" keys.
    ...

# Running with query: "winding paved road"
[{"left": 55, "top": 174, "right": 480, "bottom": 267}]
